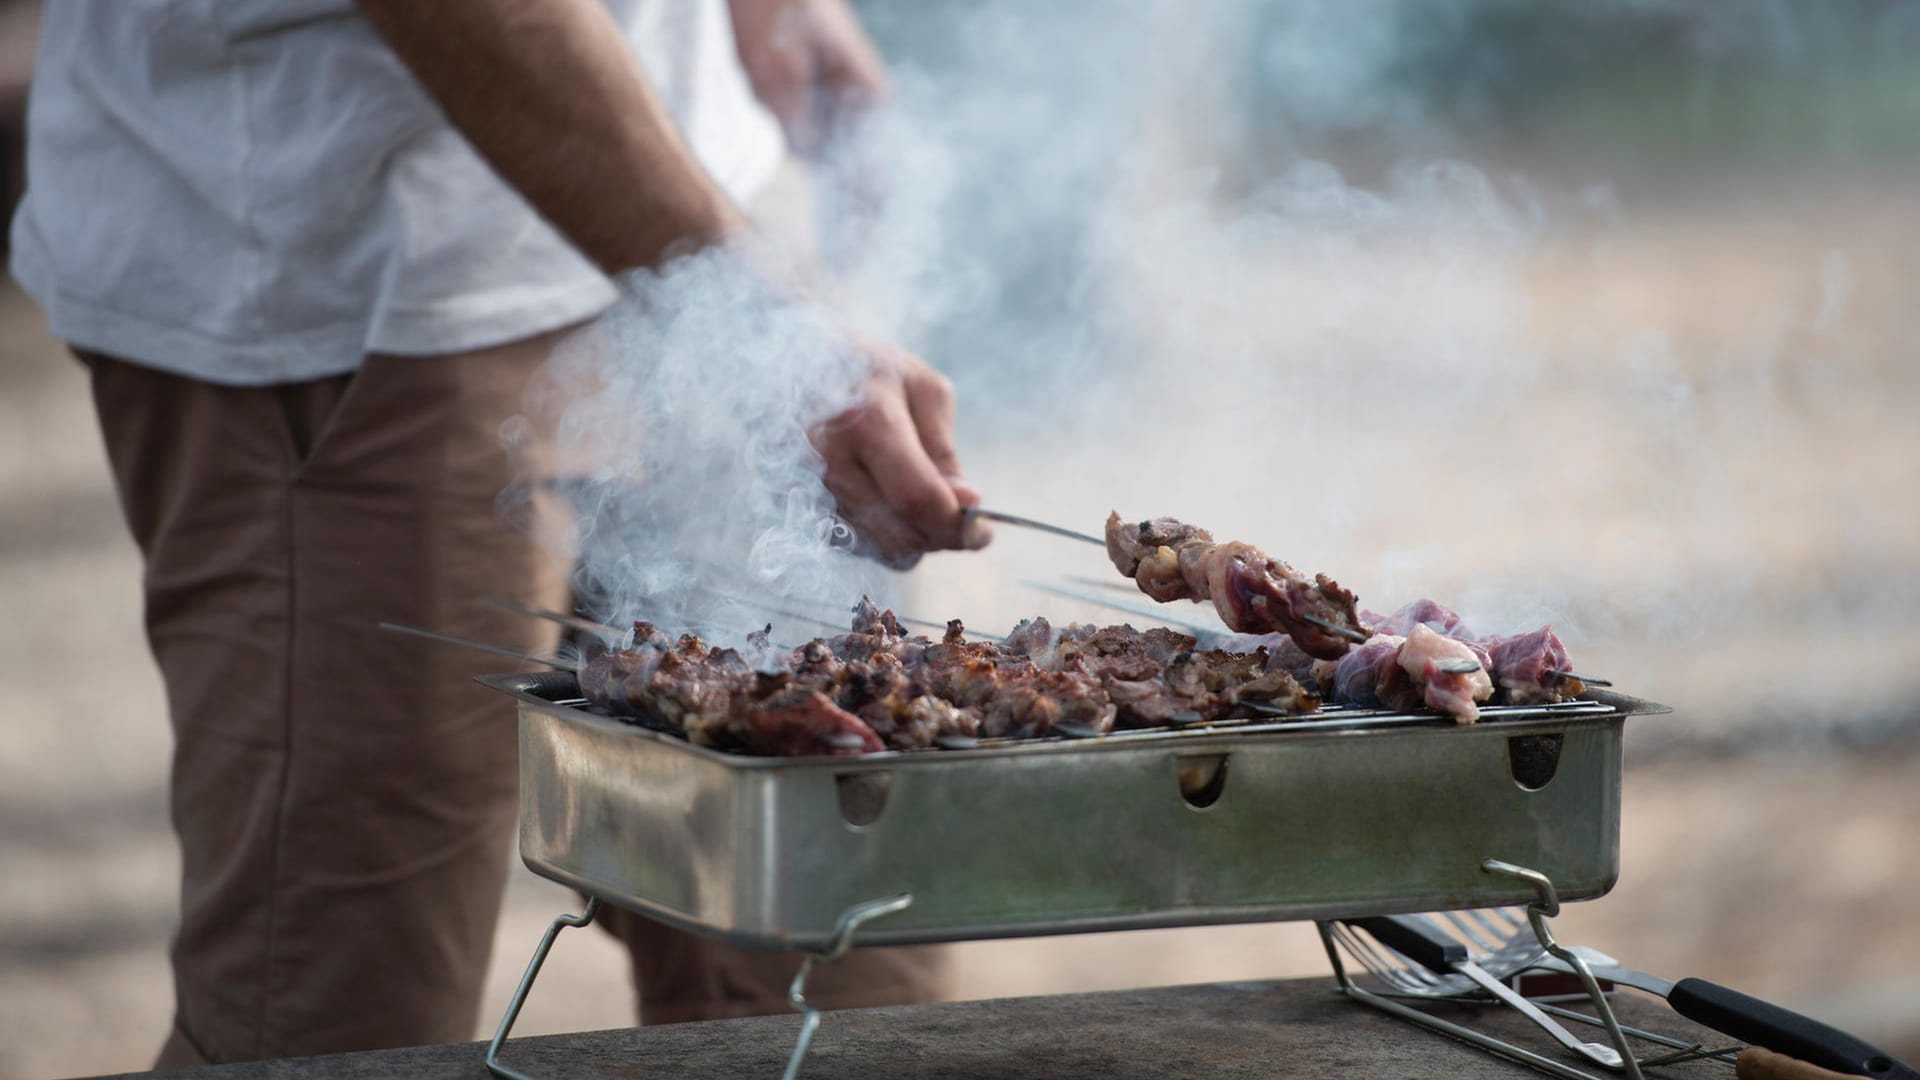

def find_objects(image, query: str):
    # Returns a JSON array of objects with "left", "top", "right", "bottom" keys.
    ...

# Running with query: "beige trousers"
[{"left": 84, "top": 336, "right": 947, "bottom": 1068}]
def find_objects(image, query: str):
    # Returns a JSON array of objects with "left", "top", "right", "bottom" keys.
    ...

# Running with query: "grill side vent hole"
[
  {"left": 1177, "top": 754, "right": 1230, "bottom": 809},
  {"left": 835, "top": 771, "right": 894, "bottom": 827},
  {"left": 1507, "top": 734, "right": 1565, "bottom": 791}
]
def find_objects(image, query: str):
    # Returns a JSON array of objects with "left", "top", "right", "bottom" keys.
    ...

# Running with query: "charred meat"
[{"left": 577, "top": 598, "right": 1321, "bottom": 756}]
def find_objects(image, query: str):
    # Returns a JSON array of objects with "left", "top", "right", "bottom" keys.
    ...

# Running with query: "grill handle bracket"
[{"left": 483, "top": 893, "right": 913, "bottom": 1080}]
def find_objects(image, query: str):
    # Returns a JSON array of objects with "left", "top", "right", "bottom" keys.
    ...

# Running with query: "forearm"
[{"left": 359, "top": 0, "right": 745, "bottom": 273}]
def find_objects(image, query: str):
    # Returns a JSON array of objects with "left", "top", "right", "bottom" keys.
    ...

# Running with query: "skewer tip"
[{"left": 1300, "top": 614, "right": 1368, "bottom": 642}]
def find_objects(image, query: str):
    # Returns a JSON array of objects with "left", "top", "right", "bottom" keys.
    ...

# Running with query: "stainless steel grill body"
[{"left": 484, "top": 673, "right": 1664, "bottom": 951}]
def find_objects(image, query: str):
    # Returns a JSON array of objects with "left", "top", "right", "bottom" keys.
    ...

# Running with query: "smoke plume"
[{"left": 519, "top": 0, "right": 1920, "bottom": 751}]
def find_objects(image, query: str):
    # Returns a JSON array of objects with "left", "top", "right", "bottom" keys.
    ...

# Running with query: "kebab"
[{"left": 1101, "top": 512, "right": 1367, "bottom": 660}]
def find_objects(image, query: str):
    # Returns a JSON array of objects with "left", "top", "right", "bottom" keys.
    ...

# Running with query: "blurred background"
[{"left": 2, "top": 0, "right": 1917, "bottom": 1076}]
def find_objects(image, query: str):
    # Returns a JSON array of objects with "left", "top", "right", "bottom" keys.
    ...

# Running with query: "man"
[{"left": 11, "top": 0, "right": 987, "bottom": 1066}]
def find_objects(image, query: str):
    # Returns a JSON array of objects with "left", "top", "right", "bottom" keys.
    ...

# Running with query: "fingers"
[
  {"left": 812, "top": 334, "right": 988, "bottom": 563},
  {"left": 815, "top": 375, "right": 979, "bottom": 561},
  {"left": 899, "top": 360, "right": 992, "bottom": 550},
  {"left": 854, "top": 388, "right": 967, "bottom": 549},
  {"left": 817, "top": 437, "right": 923, "bottom": 570},
  {"left": 903, "top": 365, "right": 962, "bottom": 480},
  {"left": 949, "top": 478, "right": 993, "bottom": 550}
]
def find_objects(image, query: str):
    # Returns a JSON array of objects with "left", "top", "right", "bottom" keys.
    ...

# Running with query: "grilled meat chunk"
[
  {"left": 1483, "top": 626, "right": 1584, "bottom": 705},
  {"left": 1319, "top": 626, "right": 1493, "bottom": 723},
  {"left": 1399, "top": 624, "right": 1494, "bottom": 724},
  {"left": 743, "top": 689, "right": 885, "bottom": 756},
  {"left": 1105, "top": 512, "right": 1213, "bottom": 580},
  {"left": 1364, "top": 598, "right": 1473, "bottom": 639}
]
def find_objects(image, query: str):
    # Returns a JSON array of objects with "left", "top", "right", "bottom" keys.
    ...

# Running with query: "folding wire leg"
[
  {"left": 781, "top": 893, "right": 915, "bottom": 1080},
  {"left": 482, "top": 893, "right": 914, "bottom": 1080},
  {"left": 486, "top": 897, "right": 603, "bottom": 1080}
]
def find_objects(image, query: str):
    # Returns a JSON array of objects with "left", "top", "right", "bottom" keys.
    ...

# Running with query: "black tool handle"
[
  {"left": 1347, "top": 915, "right": 1468, "bottom": 975},
  {"left": 1669, "top": 978, "right": 1919, "bottom": 1079}
]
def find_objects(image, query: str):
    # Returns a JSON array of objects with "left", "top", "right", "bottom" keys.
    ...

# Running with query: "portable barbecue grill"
[{"left": 476, "top": 665, "right": 1670, "bottom": 1079}]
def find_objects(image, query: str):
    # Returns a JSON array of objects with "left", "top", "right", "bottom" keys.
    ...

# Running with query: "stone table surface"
[{"left": 90, "top": 977, "right": 1738, "bottom": 1080}]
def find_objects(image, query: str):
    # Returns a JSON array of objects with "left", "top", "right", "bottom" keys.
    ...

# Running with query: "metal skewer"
[
  {"left": 1550, "top": 670, "right": 1612, "bottom": 687},
  {"left": 682, "top": 586, "right": 851, "bottom": 635},
  {"left": 1064, "top": 574, "right": 1152, "bottom": 596},
  {"left": 379, "top": 622, "right": 581, "bottom": 672},
  {"left": 964, "top": 507, "right": 1105, "bottom": 547},
  {"left": 1433, "top": 658, "right": 1484, "bottom": 675},
  {"left": 1021, "top": 580, "right": 1231, "bottom": 644},
  {"left": 1299, "top": 614, "right": 1369, "bottom": 643},
  {"left": 692, "top": 584, "right": 1005, "bottom": 644},
  {"left": 482, "top": 596, "right": 625, "bottom": 638}
]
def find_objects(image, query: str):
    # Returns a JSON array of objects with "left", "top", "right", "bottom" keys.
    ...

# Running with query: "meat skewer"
[
  {"left": 691, "top": 583, "right": 1008, "bottom": 644},
  {"left": 1023, "top": 579, "right": 1232, "bottom": 646},
  {"left": 1104, "top": 512, "right": 1368, "bottom": 660},
  {"left": 481, "top": 595, "right": 625, "bottom": 640},
  {"left": 968, "top": 510, "right": 1367, "bottom": 647},
  {"left": 378, "top": 621, "right": 582, "bottom": 672},
  {"left": 963, "top": 506, "right": 1106, "bottom": 546}
]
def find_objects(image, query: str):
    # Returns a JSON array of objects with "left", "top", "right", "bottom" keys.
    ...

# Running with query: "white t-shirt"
[{"left": 8, "top": 0, "right": 786, "bottom": 385}]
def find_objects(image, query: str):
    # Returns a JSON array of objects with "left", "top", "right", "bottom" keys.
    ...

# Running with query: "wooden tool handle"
[{"left": 1738, "top": 1046, "right": 1868, "bottom": 1080}]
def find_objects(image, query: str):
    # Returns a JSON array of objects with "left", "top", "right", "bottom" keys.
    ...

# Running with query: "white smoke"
[
  {"left": 512, "top": 0, "right": 1920, "bottom": 749},
  {"left": 512, "top": 243, "right": 886, "bottom": 644}
]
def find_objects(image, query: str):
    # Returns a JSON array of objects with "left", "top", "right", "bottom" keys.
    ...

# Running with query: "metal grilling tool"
[
  {"left": 1335, "top": 914, "right": 1626, "bottom": 1070},
  {"left": 1326, "top": 887, "right": 1920, "bottom": 1079}
]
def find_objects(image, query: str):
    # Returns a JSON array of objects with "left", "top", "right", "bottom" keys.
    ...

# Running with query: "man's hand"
[
  {"left": 814, "top": 338, "right": 991, "bottom": 568},
  {"left": 359, "top": 0, "right": 983, "bottom": 567},
  {"left": 727, "top": 0, "right": 889, "bottom": 158}
]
